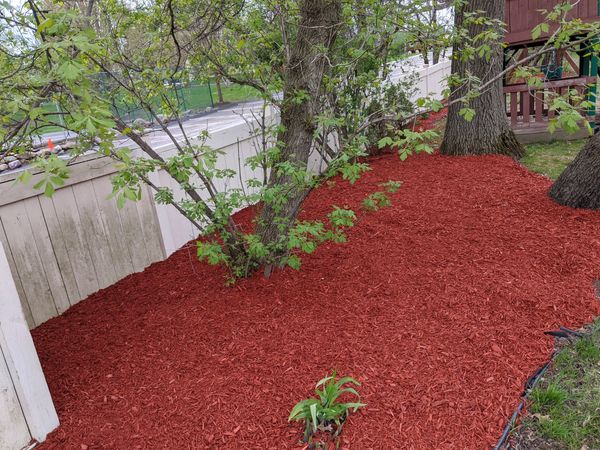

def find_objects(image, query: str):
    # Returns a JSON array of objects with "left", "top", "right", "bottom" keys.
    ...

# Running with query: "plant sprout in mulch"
[
  {"left": 507, "top": 320, "right": 600, "bottom": 450},
  {"left": 288, "top": 372, "right": 365, "bottom": 448}
]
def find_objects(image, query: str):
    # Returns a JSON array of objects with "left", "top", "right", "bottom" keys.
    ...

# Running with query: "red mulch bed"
[{"left": 33, "top": 125, "right": 600, "bottom": 449}]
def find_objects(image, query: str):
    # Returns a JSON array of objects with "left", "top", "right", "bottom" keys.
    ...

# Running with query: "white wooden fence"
[
  {"left": 389, "top": 59, "right": 452, "bottom": 104},
  {"left": 0, "top": 155, "right": 165, "bottom": 329},
  {"left": 1, "top": 240, "right": 59, "bottom": 450}
]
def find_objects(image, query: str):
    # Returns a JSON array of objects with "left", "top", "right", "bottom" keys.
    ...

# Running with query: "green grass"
[
  {"left": 522, "top": 321, "right": 600, "bottom": 449},
  {"left": 521, "top": 139, "right": 586, "bottom": 180},
  {"left": 178, "top": 84, "right": 214, "bottom": 111},
  {"left": 216, "top": 83, "right": 261, "bottom": 104},
  {"left": 14, "top": 82, "right": 258, "bottom": 138}
]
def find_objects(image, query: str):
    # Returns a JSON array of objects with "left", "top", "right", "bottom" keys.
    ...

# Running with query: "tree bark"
[
  {"left": 549, "top": 134, "right": 600, "bottom": 208},
  {"left": 215, "top": 76, "right": 224, "bottom": 103},
  {"left": 440, "top": 0, "right": 524, "bottom": 158},
  {"left": 255, "top": 0, "right": 341, "bottom": 264}
]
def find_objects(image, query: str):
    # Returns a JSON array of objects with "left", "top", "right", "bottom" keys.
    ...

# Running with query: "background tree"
[
  {"left": 1, "top": 0, "right": 431, "bottom": 279},
  {"left": 399, "top": 0, "right": 452, "bottom": 65},
  {"left": 440, "top": 0, "right": 524, "bottom": 158}
]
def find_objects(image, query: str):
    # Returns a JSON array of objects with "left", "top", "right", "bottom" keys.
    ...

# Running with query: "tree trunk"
[
  {"left": 549, "top": 134, "right": 600, "bottom": 208},
  {"left": 422, "top": 48, "right": 430, "bottom": 65},
  {"left": 255, "top": 0, "right": 341, "bottom": 267},
  {"left": 215, "top": 76, "right": 224, "bottom": 104},
  {"left": 440, "top": 0, "right": 524, "bottom": 158},
  {"left": 431, "top": 4, "right": 440, "bottom": 65},
  {"left": 432, "top": 47, "right": 440, "bottom": 65}
]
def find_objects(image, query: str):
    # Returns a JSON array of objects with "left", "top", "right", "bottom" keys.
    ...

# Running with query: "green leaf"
[
  {"left": 57, "top": 61, "right": 84, "bottom": 81},
  {"left": 44, "top": 182, "right": 55, "bottom": 198},
  {"left": 37, "top": 18, "right": 54, "bottom": 33},
  {"left": 286, "top": 254, "right": 301, "bottom": 270},
  {"left": 459, "top": 107, "right": 476, "bottom": 122},
  {"left": 16, "top": 171, "right": 32, "bottom": 185},
  {"left": 309, "top": 403, "right": 318, "bottom": 433},
  {"left": 316, "top": 375, "right": 334, "bottom": 389}
]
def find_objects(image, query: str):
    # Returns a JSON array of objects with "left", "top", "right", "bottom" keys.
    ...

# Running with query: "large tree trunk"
[
  {"left": 256, "top": 0, "right": 341, "bottom": 268},
  {"left": 549, "top": 134, "right": 600, "bottom": 208},
  {"left": 440, "top": 0, "right": 524, "bottom": 158}
]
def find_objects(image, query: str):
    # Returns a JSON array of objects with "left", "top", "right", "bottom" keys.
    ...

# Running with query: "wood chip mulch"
[{"left": 33, "top": 114, "right": 600, "bottom": 449}]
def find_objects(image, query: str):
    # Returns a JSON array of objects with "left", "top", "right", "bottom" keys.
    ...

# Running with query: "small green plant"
[
  {"left": 288, "top": 371, "right": 365, "bottom": 447},
  {"left": 531, "top": 384, "right": 568, "bottom": 412}
]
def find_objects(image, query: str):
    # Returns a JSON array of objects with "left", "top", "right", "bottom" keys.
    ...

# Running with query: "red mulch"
[{"left": 33, "top": 122, "right": 600, "bottom": 449}]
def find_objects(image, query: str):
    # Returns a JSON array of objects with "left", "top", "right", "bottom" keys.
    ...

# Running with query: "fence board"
[
  {"left": 91, "top": 176, "right": 136, "bottom": 277},
  {"left": 72, "top": 182, "right": 118, "bottom": 287},
  {"left": 23, "top": 197, "right": 71, "bottom": 315},
  {"left": 0, "top": 222, "right": 33, "bottom": 328},
  {"left": 117, "top": 198, "right": 150, "bottom": 273},
  {"left": 535, "top": 92, "right": 544, "bottom": 122},
  {"left": 51, "top": 187, "right": 100, "bottom": 300},
  {"left": 510, "top": 92, "right": 518, "bottom": 125},
  {"left": 0, "top": 202, "right": 57, "bottom": 325},
  {"left": 38, "top": 195, "right": 82, "bottom": 306},
  {"left": 135, "top": 185, "right": 165, "bottom": 264},
  {"left": 0, "top": 343, "right": 31, "bottom": 450}
]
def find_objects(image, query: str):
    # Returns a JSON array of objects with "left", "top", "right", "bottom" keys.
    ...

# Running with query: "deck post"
[
  {"left": 583, "top": 38, "right": 598, "bottom": 128},
  {"left": 0, "top": 241, "right": 59, "bottom": 447}
]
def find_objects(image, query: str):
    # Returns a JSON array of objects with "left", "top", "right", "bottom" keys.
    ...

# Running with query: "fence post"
[
  {"left": 0, "top": 240, "right": 59, "bottom": 446},
  {"left": 207, "top": 81, "right": 214, "bottom": 108}
]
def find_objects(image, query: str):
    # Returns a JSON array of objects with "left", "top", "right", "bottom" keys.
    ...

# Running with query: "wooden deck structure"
[
  {"left": 503, "top": 0, "right": 599, "bottom": 139},
  {"left": 505, "top": 0, "right": 599, "bottom": 45}
]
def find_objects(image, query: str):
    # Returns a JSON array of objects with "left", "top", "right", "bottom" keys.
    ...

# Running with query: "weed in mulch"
[{"left": 288, "top": 372, "right": 365, "bottom": 449}]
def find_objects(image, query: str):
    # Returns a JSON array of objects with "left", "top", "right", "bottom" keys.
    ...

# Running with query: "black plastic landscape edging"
[{"left": 492, "top": 327, "right": 583, "bottom": 450}]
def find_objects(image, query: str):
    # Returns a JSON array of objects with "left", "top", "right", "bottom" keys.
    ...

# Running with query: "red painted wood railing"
[{"left": 503, "top": 76, "right": 596, "bottom": 128}]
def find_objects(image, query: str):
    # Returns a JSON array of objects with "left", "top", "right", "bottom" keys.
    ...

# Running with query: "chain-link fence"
[{"left": 91, "top": 74, "right": 260, "bottom": 124}]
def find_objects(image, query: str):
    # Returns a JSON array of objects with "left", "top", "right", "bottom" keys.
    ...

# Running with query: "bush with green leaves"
[
  {"left": 288, "top": 372, "right": 365, "bottom": 446},
  {"left": 5, "top": 0, "right": 596, "bottom": 282}
]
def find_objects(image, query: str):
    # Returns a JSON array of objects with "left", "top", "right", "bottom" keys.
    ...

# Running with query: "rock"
[
  {"left": 54, "top": 145, "right": 63, "bottom": 153},
  {"left": 16, "top": 151, "right": 35, "bottom": 160},
  {"left": 8, "top": 160, "right": 22, "bottom": 170},
  {"left": 0, "top": 164, "right": 8, "bottom": 172},
  {"left": 205, "top": 107, "right": 214, "bottom": 113},
  {"left": 4, "top": 155, "right": 16, "bottom": 162},
  {"left": 63, "top": 140, "right": 78, "bottom": 150},
  {"left": 36, "top": 148, "right": 53, "bottom": 157},
  {"left": 156, "top": 114, "right": 171, "bottom": 124},
  {"left": 133, "top": 118, "right": 151, "bottom": 128}
]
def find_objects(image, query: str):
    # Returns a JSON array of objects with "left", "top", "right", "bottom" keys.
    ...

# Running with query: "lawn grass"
[
  {"left": 216, "top": 83, "right": 261, "bottom": 103},
  {"left": 521, "top": 139, "right": 587, "bottom": 180},
  {"left": 519, "top": 320, "right": 600, "bottom": 449}
]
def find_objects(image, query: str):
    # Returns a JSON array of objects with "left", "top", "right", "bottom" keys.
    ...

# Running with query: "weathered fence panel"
[
  {"left": 0, "top": 155, "right": 165, "bottom": 329},
  {"left": 0, "top": 339, "right": 31, "bottom": 450},
  {"left": 0, "top": 240, "right": 59, "bottom": 449}
]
